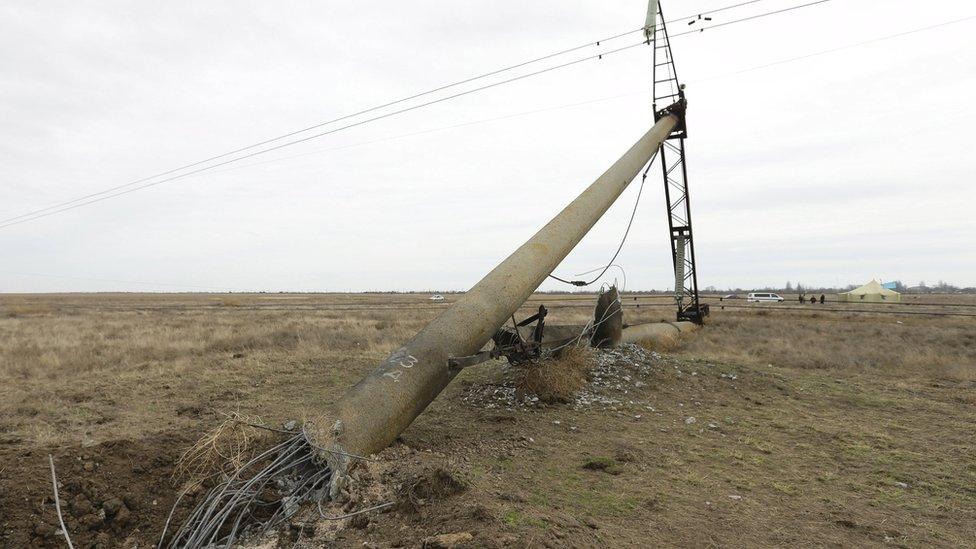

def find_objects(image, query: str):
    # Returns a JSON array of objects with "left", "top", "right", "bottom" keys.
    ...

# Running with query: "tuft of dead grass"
[
  {"left": 516, "top": 346, "right": 593, "bottom": 404},
  {"left": 173, "top": 412, "right": 271, "bottom": 490}
]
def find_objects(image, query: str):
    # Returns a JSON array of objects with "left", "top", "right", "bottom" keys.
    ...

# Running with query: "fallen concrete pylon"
[
  {"left": 314, "top": 112, "right": 681, "bottom": 475},
  {"left": 620, "top": 320, "right": 697, "bottom": 345},
  {"left": 170, "top": 107, "right": 690, "bottom": 548}
]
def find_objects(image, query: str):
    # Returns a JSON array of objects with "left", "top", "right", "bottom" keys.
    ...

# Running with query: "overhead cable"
[
  {"left": 1, "top": 0, "right": 840, "bottom": 229},
  {"left": 0, "top": 0, "right": 775, "bottom": 228},
  {"left": 0, "top": 40, "right": 650, "bottom": 229}
]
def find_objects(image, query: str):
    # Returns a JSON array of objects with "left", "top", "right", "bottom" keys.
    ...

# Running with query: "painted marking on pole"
[{"left": 381, "top": 347, "right": 418, "bottom": 382}]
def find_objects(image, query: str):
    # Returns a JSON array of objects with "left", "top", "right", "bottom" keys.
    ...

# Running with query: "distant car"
[
  {"left": 429, "top": 294, "right": 445, "bottom": 301},
  {"left": 747, "top": 292, "right": 784, "bottom": 302},
  {"left": 722, "top": 294, "right": 740, "bottom": 300}
]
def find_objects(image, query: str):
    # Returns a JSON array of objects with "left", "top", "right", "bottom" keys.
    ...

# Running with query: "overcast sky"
[{"left": 1, "top": 0, "right": 973, "bottom": 292}]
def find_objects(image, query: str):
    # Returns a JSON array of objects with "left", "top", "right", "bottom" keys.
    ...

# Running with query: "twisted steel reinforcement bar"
[{"left": 315, "top": 113, "right": 680, "bottom": 474}]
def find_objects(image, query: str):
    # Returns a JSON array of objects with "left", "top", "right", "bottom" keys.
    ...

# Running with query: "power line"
[
  {"left": 179, "top": 13, "right": 976, "bottom": 182},
  {"left": 548, "top": 153, "right": 657, "bottom": 287},
  {"left": 1, "top": 0, "right": 839, "bottom": 230},
  {"left": 692, "top": 15, "right": 976, "bottom": 82},
  {"left": 188, "top": 92, "right": 647, "bottom": 179},
  {"left": 0, "top": 40, "right": 651, "bottom": 229},
  {"left": 670, "top": 0, "right": 832, "bottom": 38},
  {"left": 171, "top": 2, "right": 873, "bottom": 186},
  {"left": 0, "top": 28, "right": 637, "bottom": 227},
  {"left": 1, "top": 0, "right": 775, "bottom": 229},
  {"left": 677, "top": 0, "right": 767, "bottom": 19}
]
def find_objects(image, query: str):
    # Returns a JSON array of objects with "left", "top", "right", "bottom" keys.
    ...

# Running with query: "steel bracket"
[
  {"left": 448, "top": 348, "right": 502, "bottom": 371},
  {"left": 449, "top": 305, "right": 550, "bottom": 370},
  {"left": 655, "top": 96, "right": 687, "bottom": 139}
]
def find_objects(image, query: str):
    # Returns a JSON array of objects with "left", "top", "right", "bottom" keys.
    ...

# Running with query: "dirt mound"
[
  {"left": 398, "top": 462, "right": 468, "bottom": 513},
  {"left": 237, "top": 444, "right": 473, "bottom": 547},
  {"left": 0, "top": 430, "right": 201, "bottom": 548}
]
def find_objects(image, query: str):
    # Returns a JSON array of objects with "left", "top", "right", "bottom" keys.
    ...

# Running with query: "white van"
[{"left": 747, "top": 292, "right": 784, "bottom": 302}]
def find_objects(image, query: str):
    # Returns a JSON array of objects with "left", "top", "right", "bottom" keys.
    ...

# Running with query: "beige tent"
[{"left": 838, "top": 279, "right": 901, "bottom": 303}]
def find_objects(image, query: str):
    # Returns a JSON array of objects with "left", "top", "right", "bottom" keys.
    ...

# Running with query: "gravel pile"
[
  {"left": 460, "top": 344, "right": 666, "bottom": 411},
  {"left": 460, "top": 383, "right": 521, "bottom": 410}
]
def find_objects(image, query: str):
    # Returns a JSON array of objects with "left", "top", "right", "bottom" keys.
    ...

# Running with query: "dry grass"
[
  {"left": 1, "top": 292, "right": 974, "bottom": 547},
  {"left": 516, "top": 346, "right": 593, "bottom": 404},
  {"left": 173, "top": 412, "right": 270, "bottom": 490},
  {"left": 3, "top": 303, "right": 52, "bottom": 317},
  {"left": 0, "top": 294, "right": 439, "bottom": 449},
  {"left": 1, "top": 293, "right": 973, "bottom": 449},
  {"left": 667, "top": 310, "right": 976, "bottom": 381}
]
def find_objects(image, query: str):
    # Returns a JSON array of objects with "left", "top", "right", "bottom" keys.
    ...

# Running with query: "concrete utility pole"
[
  {"left": 316, "top": 114, "right": 680, "bottom": 473},
  {"left": 620, "top": 320, "right": 695, "bottom": 344}
]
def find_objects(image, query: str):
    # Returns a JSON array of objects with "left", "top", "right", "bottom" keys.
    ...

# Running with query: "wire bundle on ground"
[{"left": 161, "top": 432, "right": 329, "bottom": 549}]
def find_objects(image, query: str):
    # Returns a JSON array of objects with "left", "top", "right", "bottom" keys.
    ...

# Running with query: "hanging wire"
[{"left": 547, "top": 151, "right": 657, "bottom": 287}]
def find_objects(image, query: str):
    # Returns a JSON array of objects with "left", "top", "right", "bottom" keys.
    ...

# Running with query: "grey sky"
[{"left": 1, "top": 0, "right": 973, "bottom": 292}]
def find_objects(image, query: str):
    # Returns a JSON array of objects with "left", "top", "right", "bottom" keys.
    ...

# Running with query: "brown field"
[{"left": 1, "top": 292, "right": 974, "bottom": 547}]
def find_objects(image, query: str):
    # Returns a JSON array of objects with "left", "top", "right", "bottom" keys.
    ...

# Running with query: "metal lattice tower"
[{"left": 650, "top": 2, "right": 706, "bottom": 323}]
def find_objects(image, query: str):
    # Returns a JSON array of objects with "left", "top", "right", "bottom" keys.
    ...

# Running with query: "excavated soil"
[{"left": 0, "top": 431, "right": 203, "bottom": 548}]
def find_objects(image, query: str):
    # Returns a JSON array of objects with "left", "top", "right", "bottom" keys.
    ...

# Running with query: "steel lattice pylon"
[{"left": 650, "top": 2, "right": 707, "bottom": 323}]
